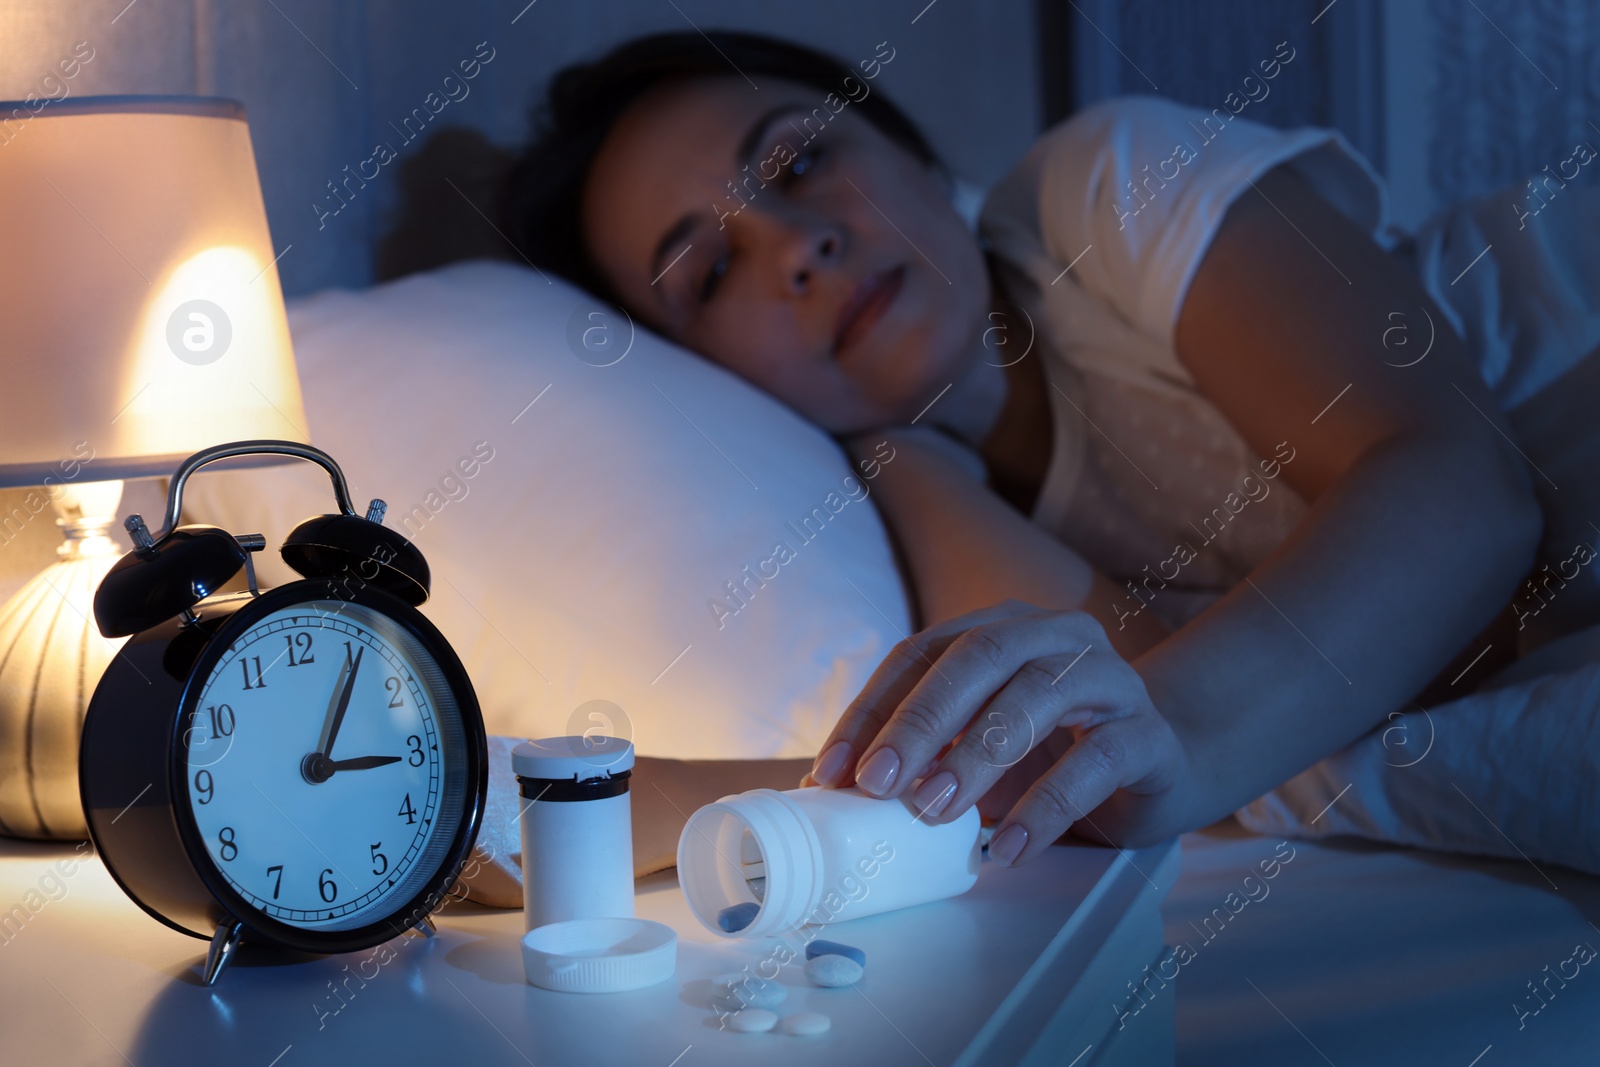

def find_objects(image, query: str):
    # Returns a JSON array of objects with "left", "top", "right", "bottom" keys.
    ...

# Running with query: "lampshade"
[{"left": 0, "top": 95, "right": 308, "bottom": 486}]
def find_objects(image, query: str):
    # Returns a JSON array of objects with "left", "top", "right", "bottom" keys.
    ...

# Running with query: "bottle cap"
[
  {"left": 513, "top": 736, "right": 635, "bottom": 780},
  {"left": 521, "top": 917, "right": 677, "bottom": 993}
]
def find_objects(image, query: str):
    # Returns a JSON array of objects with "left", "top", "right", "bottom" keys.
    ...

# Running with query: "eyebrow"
[
  {"left": 736, "top": 104, "right": 807, "bottom": 168},
  {"left": 647, "top": 104, "right": 810, "bottom": 295}
]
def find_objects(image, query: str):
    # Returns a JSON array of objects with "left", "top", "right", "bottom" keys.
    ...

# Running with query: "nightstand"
[{"left": 0, "top": 835, "right": 1178, "bottom": 1065}]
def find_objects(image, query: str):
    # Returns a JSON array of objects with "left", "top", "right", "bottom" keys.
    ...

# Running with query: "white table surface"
[{"left": 0, "top": 834, "right": 1179, "bottom": 1067}]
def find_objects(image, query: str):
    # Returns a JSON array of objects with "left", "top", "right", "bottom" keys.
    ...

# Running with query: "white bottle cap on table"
[{"left": 521, "top": 916, "right": 677, "bottom": 993}]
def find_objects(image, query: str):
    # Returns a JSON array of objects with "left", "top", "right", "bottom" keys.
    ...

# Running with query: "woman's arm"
[
  {"left": 845, "top": 427, "right": 1169, "bottom": 660},
  {"left": 802, "top": 166, "right": 1541, "bottom": 864},
  {"left": 1120, "top": 165, "right": 1542, "bottom": 838}
]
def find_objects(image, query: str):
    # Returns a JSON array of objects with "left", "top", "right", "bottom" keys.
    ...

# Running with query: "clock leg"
[
  {"left": 414, "top": 916, "right": 437, "bottom": 939},
  {"left": 203, "top": 921, "right": 244, "bottom": 986}
]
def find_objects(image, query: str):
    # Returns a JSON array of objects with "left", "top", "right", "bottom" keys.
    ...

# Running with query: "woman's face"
[{"left": 582, "top": 75, "right": 989, "bottom": 433}]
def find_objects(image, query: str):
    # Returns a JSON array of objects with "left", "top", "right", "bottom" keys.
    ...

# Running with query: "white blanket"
[{"left": 1239, "top": 622, "right": 1600, "bottom": 878}]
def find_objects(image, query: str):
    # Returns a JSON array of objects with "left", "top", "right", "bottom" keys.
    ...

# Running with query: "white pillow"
[{"left": 183, "top": 260, "right": 910, "bottom": 760}]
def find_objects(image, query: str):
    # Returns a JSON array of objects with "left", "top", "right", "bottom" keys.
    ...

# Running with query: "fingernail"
[
  {"left": 912, "top": 771, "right": 958, "bottom": 819},
  {"left": 856, "top": 747, "right": 900, "bottom": 796},
  {"left": 812, "top": 741, "right": 852, "bottom": 787},
  {"left": 989, "top": 824, "right": 1028, "bottom": 866}
]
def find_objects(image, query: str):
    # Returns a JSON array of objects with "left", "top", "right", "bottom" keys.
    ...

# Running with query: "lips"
[{"left": 834, "top": 265, "right": 905, "bottom": 357}]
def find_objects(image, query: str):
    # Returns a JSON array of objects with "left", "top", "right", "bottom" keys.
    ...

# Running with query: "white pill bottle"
[
  {"left": 677, "top": 786, "right": 982, "bottom": 938},
  {"left": 514, "top": 736, "right": 636, "bottom": 931}
]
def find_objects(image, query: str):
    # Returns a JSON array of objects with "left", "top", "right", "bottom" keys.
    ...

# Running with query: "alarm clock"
[{"left": 81, "top": 440, "right": 487, "bottom": 985}]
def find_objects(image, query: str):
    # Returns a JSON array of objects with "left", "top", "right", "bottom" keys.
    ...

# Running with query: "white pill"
[
  {"left": 781, "top": 1012, "right": 832, "bottom": 1036},
  {"left": 726, "top": 1008, "right": 778, "bottom": 1033},
  {"left": 805, "top": 954, "right": 863, "bottom": 987}
]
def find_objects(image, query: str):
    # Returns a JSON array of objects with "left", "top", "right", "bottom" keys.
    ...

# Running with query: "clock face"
[{"left": 183, "top": 599, "right": 461, "bottom": 931}]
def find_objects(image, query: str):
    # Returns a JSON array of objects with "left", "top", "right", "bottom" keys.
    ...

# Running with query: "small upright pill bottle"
[
  {"left": 676, "top": 786, "right": 982, "bottom": 938},
  {"left": 514, "top": 735, "right": 635, "bottom": 931}
]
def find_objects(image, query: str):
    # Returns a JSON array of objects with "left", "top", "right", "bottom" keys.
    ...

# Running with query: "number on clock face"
[{"left": 184, "top": 602, "right": 446, "bottom": 930}]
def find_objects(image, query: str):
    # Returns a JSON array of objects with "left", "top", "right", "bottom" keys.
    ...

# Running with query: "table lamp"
[{"left": 0, "top": 96, "right": 308, "bottom": 839}]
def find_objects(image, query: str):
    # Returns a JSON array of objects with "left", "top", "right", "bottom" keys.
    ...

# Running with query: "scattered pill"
[
  {"left": 781, "top": 1012, "right": 832, "bottom": 1037},
  {"left": 726, "top": 1008, "right": 778, "bottom": 1033},
  {"left": 717, "top": 902, "right": 761, "bottom": 932},
  {"left": 804, "top": 940, "right": 866, "bottom": 967},
  {"left": 711, "top": 974, "right": 787, "bottom": 1012},
  {"left": 805, "top": 954, "right": 863, "bottom": 987}
]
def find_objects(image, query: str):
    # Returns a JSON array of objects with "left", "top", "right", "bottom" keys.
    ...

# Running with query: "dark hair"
[{"left": 499, "top": 30, "right": 940, "bottom": 301}]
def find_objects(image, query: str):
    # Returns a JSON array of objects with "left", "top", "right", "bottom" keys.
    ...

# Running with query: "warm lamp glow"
[
  {"left": 0, "top": 96, "right": 309, "bottom": 487},
  {"left": 118, "top": 245, "right": 307, "bottom": 453}
]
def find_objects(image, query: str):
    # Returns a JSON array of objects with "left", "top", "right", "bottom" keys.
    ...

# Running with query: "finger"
[
  {"left": 974, "top": 735, "right": 1060, "bottom": 821},
  {"left": 809, "top": 600, "right": 1046, "bottom": 788},
  {"left": 988, "top": 714, "right": 1172, "bottom": 867},
  {"left": 911, "top": 641, "right": 1126, "bottom": 822},
  {"left": 855, "top": 611, "right": 1104, "bottom": 801},
  {"left": 806, "top": 746, "right": 945, "bottom": 793}
]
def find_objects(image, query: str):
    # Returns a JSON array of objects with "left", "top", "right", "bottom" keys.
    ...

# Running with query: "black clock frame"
[{"left": 80, "top": 577, "right": 488, "bottom": 956}]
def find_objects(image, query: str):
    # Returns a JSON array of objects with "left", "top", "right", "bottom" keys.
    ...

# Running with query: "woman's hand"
[{"left": 803, "top": 599, "right": 1188, "bottom": 865}]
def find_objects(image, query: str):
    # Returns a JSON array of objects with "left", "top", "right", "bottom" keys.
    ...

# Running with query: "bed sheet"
[{"left": 1165, "top": 821, "right": 1600, "bottom": 1065}]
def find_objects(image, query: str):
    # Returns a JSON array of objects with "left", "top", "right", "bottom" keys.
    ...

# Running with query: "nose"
[
  {"left": 756, "top": 209, "right": 842, "bottom": 296},
  {"left": 796, "top": 230, "right": 841, "bottom": 291}
]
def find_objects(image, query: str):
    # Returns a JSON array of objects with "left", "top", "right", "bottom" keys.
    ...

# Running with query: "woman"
[{"left": 502, "top": 32, "right": 1600, "bottom": 869}]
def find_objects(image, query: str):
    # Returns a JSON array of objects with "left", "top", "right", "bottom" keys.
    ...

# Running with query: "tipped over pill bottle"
[{"left": 676, "top": 786, "right": 981, "bottom": 938}]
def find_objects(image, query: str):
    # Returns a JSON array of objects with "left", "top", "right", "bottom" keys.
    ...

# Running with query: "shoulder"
[
  {"left": 1039, "top": 94, "right": 1207, "bottom": 156},
  {"left": 995, "top": 94, "right": 1345, "bottom": 245},
  {"left": 990, "top": 96, "right": 1217, "bottom": 200},
  {"left": 982, "top": 96, "right": 1192, "bottom": 234},
  {"left": 983, "top": 93, "right": 1389, "bottom": 342}
]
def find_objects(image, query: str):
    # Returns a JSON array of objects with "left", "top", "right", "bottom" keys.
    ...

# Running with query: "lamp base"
[{"left": 0, "top": 482, "right": 129, "bottom": 839}]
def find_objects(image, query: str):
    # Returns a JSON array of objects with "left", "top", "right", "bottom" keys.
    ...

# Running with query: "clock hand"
[
  {"left": 314, "top": 644, "right": 364, "bottom": 759},
  {"left": 321, "top": 755, "right": 402, "bottom": 772},
  {"left": 303, "top": 647, "right": 367, "bottom": 785}
]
